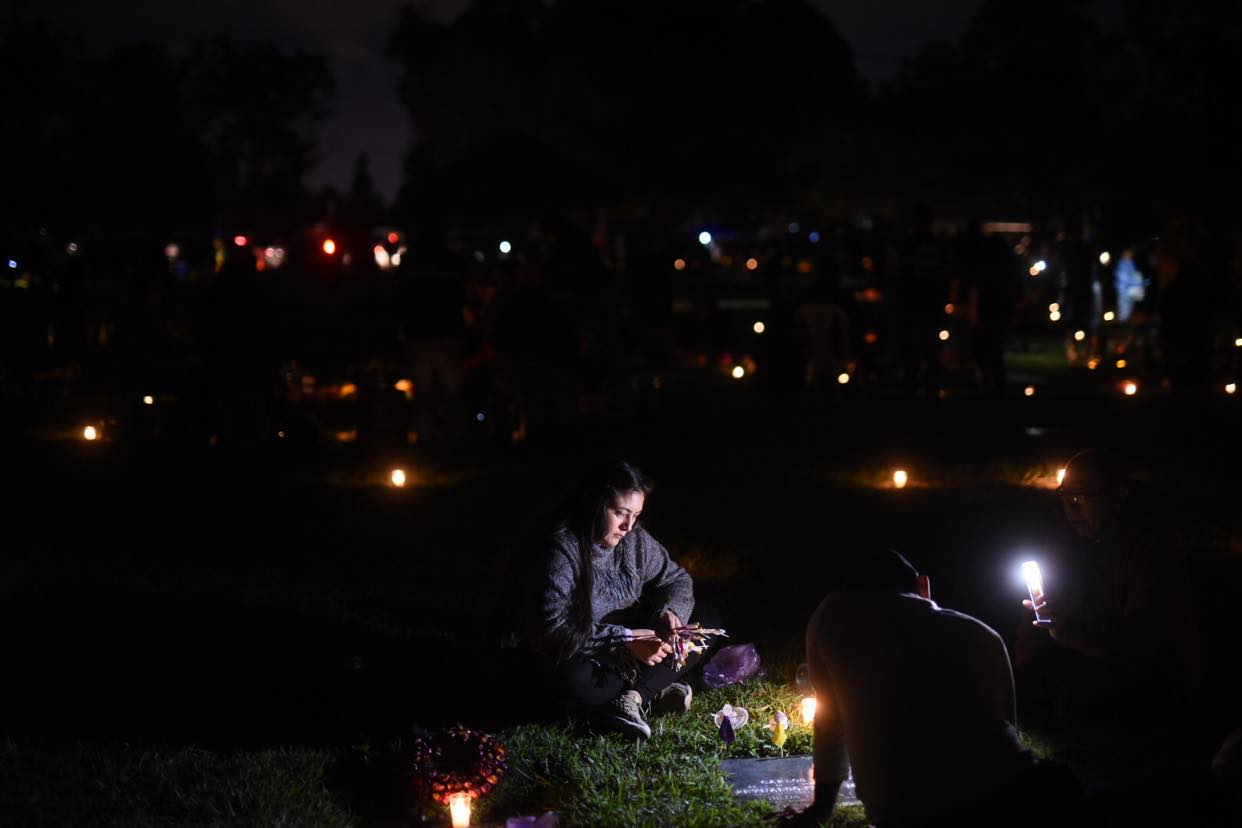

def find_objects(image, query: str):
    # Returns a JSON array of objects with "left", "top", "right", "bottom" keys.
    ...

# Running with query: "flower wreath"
[{"left": 409, "top": 724, "right": 508, "bottom": 805}]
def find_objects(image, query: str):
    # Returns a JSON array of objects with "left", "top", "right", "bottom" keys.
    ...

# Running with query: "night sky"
[{"left": 23, "top": 0, "right": 1120, "bottom": 202}]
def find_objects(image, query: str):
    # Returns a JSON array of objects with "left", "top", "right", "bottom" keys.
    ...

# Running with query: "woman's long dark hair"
[{"left": 558, "top": 459, "right": 653, "bottom": 661}]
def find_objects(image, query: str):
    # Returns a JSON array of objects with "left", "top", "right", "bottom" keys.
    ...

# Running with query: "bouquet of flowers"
[
  {"left": 409, "top": 724, "right": 507, "bottom": 805},
  {"left": 629, "top": 623, "right": 727, "bottom": 671}
]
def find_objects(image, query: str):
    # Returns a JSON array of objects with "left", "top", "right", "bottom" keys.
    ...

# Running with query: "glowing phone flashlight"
[{"left": 1021, "top": 561, "right": 1050, "bottom": 626}]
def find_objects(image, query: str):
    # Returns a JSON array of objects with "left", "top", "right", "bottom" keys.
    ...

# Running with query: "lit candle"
[
  {"left": 448, "top": 792, "right": 471, "bottom": 828},
  {"left": 1056, "top": 467, "right": 1066, "bottom": 486},
  {"left": 800, "top": 696, "right": 817, "bottom": 725},
  {"left": 83, "top": 425, "right": 98, "bottom": 441},
  {"left": 892, "top": 469, "right": 908, "bottom": 489},
  {"left": 1021, "top": 561, "right": 1048, "bottom": 625},
  {"left": 390, "top": 468, "right": 407, "bottom": 487}
]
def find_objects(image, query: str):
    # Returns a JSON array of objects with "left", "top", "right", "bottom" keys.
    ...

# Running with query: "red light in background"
[
  {"left": 322, "top": 239, "right": 337, "bottom": 255},
  {"left": 233, "top": 235, "right": 248, "bottom": 247},
  {"left": 387, "top": 232, "right": 399, "bottom": 244}
]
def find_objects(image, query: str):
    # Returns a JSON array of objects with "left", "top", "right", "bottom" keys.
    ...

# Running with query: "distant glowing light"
[
  {"left": 788, "top": 222, "right": 800, "bottom": 234},
  {"left": 753, "top": 321, "right": 765, "bottom": 334},
  {"left": 808, "top": 231, "right": 822, "bottom": 243},
  {"left": 800, "top": 696, "right": 817, "bottom": 724},
  {"left": 1049, "top": 303, "right": 1060, "bottom": 313},
  {"left": 142, "top": 395, "right": 154, "bottom": 406},
  {"left": 673, "top": 258, "right": 686, "bottom": 271},
  {"left": 1116, "top": 358, "right": 1128, "bottom": 369},
  {"left": 1099, "top": 251, "right": 1111, "bottom": 265},
  {"left": 476, "top": 412, "right": 485, "bottom": 422},
  {"left": 374, "top": 245, "right": 391, "bottom": 269},
  {"left": 339, "top": 382, "right": 358, "bottom": 399},
  {"left": 164, "top": 243, "right": 181, "bottom": 260},
  {"left": 945, "top": 303, "right": 955, "bottom": 314},
  {"left": 1024, "top": 386, "right": 1035, "bottom": 397},
  {"left": 390, "top": 468, "right": 407, "bottom": 487},
  {"left": 1049, "top": 311, "right": 1062, "bottom": 322},
  {"left": 837, "top": 372, "right": 850, "bottom": 385},
  {"left": 82, "top": 425, "right": 98, "bottom": 441},
  {"left": 233, "top": 235, "right": 248, "bottom": 247},
  {"left": 731, "top": 366, "right": 745, "bottom": 379},
  {"left": 263, "top": 246, "right": 287, "bottom": 269},
  {"left": 1227, "top": 383, "right": 1237, "bottom": 395},
  {"left": 1103, "top": 310, "right": 1116, "bottom": 322},
  {"left": 8, "top": 259, "right": 16, "bottom": 269},
  {"left": 387, "top": 231, "right": 399, "bottom": 244},
  {"left": 864, "top": 331, "right": 879, "bottom": 345},
  {"left": 1074, "top": 330, "right": 1086, "bottom": 342},
  {"left": 745, "top": 257, "right": 759, "bottom": 271},
  {"left": 893, "top": 469, "right": 908, "bottom": 489},
  {"left": 394, "top": 378, "right": 414, "bottom": 398},
  {"left": 698, "top": 231, "right": 712, "bottom": 246},
  {"left": 1056, "top": 467, "right": 1066, "bottom": 485},
  {"left": 938, "top": 329, "right": 950, "bottom": 341},
  {"left": 322, "top": 239, "right": 337, "bottom": 255},
  {"left": 66, "top": 242, "right": 79, "bottom": 255},
  {"left": 1087, "top": 358, "right": 1100, "bottom": 370},
  {"left": 499, "top": 240, "right": 512, "bottom": 254},
  {"left": 1034, "top": 260, "right": 1047, "bottom": 273},
  {"left": 1123, "top": 381, "right": 1138, "bottom": 396},
  {"left": 1235, "top": 338, "right": 1242, "bottom": 348}
]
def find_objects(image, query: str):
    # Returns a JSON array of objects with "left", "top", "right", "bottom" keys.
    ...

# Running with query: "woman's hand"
[
  {"left": 627, "top": 630, "right": 674, "bottom": 666},
  {"left": 655, "top": 610, "right": 681, "bottom": 641}
]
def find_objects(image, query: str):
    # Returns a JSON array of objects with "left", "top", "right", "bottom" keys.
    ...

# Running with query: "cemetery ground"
[{"left": 2, "top": 380, "right": 1240, "bottom": 826}]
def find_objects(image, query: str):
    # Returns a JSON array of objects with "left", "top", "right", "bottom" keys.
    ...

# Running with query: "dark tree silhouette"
[{"left": 388, "top": 0, "right": 862, "bottom": 215}]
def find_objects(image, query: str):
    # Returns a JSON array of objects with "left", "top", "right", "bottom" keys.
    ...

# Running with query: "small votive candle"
[
  {"left": 448, "top": 792, "right": 471, "bottom": 828},
  {"left": 801, "top": 696, "right": 817, "bottom": 725}
]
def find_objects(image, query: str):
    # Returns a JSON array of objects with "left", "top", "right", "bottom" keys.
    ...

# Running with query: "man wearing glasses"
[{"left": 1016, "top": 449, "right": 1201, "bottom": 715}]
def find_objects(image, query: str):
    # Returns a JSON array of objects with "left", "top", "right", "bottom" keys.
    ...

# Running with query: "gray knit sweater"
[{"left": 535, "top": 523, "right": 695, "bottom": 657}]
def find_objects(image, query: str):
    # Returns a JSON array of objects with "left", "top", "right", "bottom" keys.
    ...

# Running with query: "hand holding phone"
[{"left": 1021, "top": 561, "right": 1052, "bottom": 627}]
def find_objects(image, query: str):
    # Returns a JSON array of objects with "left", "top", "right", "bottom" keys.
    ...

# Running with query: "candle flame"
[
  {"left": 448, "top": 792, "right": 472, "bottom": 828},
  {"left": 800, "top": 696, "right": 817, "bottom": 725}
]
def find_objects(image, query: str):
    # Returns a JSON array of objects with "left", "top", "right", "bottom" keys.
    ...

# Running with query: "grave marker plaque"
[{"left": 720, "top": 755, "right": 860, "bottom": 810}]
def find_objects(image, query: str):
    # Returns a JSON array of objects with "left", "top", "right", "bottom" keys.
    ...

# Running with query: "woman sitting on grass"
[{"left": 528, "top": 459, "right": 704, "bottom": 739}]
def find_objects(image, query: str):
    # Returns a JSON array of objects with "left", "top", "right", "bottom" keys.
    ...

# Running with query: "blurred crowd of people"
[{"left": 2, "top": 208, "right": 1239, "bottom": 447}]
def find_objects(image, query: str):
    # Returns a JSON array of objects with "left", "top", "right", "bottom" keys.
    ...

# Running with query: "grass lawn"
[{"left": 3, "top": 388, "right": 1240, "bottom": 826}]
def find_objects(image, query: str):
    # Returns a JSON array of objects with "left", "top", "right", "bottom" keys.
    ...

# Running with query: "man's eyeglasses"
[{"left": 1056, "top": 486, "right": 1110, "bottom": 506}]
